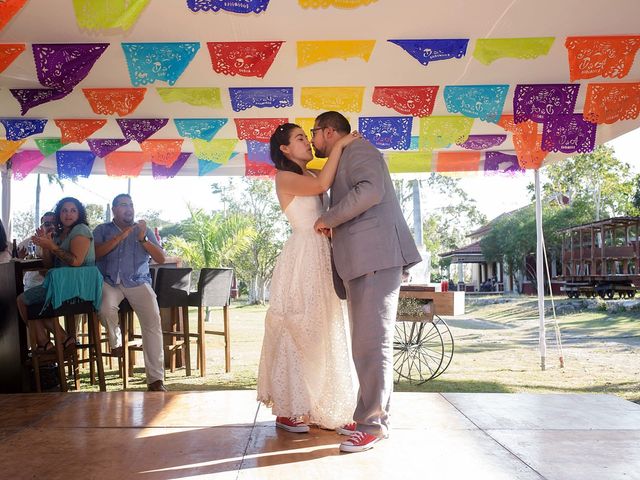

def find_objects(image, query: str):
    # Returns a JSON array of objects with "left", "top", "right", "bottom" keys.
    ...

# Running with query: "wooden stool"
[{"left": 26, "top": 300, "right": 105, "bottom": 392}]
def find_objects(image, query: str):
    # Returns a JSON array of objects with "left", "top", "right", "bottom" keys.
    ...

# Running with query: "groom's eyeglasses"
[{"left": 310, "top": 127, "right": 325, "bottom": 137}]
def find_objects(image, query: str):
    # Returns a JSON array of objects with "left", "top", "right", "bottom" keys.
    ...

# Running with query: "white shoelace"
[{"left": 346, "top": 431, "right": 368, "bottom": 444}]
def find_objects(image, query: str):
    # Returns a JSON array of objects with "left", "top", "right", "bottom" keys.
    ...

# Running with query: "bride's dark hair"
[{"left": 270, "top": 123, "right": 303, "bottom": 175}]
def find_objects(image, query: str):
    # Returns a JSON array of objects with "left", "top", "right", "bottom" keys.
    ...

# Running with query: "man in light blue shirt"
[{"left": 94, "top": 194, "right": 167, "bottom": 392}]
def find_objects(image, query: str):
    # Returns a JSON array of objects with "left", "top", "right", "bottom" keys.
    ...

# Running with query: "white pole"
[
  {"left": 535, "top": 169, "right": 547, "bottom": 370},
  {"left": 1, "top": 165, "right": 11, "bottom": 241}
]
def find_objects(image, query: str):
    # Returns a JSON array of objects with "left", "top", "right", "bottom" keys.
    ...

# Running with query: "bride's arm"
[{"left": 276, "top": 133, "right": 360, "bottom": 196}]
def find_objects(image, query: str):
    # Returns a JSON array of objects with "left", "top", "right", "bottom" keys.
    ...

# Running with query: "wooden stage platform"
[{"left": 1, "top": 391, "right": 639, "bottom": 479}]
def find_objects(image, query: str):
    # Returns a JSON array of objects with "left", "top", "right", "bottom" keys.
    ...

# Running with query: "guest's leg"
[
  {"left": 124, "top": 284, "right": 164, "bottom": 384},
  {"left": 17, "top": 293, "right": 49, "bottom": 347},
  {"left": 98, "top": 283, "right": 125, "bottom": 349},
  {"left": 45, "top": 319, "right": 69, "bottom": 344},
  {"left": 346, "top": 266, "right": 402, "bottom": 438},
  {"left": 17, "top": 293, "right": 28, "bottom": 323}
]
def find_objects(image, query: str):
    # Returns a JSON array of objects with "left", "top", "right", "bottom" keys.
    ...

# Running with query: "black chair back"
[
  {"left": 154, "top": 267, "right": 192, "bottom": 308},
  {"left": 193, "top": 268, "right": 233, "bottom": 307}
]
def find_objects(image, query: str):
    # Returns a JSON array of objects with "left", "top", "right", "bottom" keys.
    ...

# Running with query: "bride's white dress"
[{"left": 257, "top": 194, "right": 356, "bottom": 428}]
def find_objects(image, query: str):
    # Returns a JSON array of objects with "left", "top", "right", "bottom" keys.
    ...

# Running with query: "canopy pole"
[
  {"left": 534, "top": 168, "right": 547, "bottom": 371},
  {"left": 1, "top": 164, "right": 11, "bottom": 241}
]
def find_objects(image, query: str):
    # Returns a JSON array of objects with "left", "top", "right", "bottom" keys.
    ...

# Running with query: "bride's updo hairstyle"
[{"left": 270, "top": 123, "right": 304, "bottom": 175}]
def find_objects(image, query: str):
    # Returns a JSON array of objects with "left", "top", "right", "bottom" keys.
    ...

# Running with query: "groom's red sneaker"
[
  {"left": 339, "top": 431, "right": 381, "bottom": 452},
  {"left": 336, "top": 422, "right": 357, "bottom": 436},
  {"left": 275, "top": 416, "right": 310, "bottom": 433}
]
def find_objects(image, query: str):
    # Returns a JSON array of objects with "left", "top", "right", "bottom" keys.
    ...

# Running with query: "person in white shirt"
[{"left": 18, "top": 212, "right": 56, "bottom": 288}]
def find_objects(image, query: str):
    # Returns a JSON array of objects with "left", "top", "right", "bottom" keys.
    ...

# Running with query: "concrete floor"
[{"left": 0, "top": 391, "right": 639, "bottom": 479}]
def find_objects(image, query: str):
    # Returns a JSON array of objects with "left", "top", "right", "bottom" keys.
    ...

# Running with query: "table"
[
  {"left": 0, "top": 259, "right": 44, "bottom": 393},
  {"left": 399, "top": 285, "right": 465, "bottom": 316}
]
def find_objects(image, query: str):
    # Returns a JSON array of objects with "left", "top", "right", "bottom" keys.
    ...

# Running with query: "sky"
[{"left": 7, "top": 127, "right": 640, "bottom": 227}]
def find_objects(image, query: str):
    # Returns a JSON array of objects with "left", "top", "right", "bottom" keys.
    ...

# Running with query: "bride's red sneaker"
[{"left": 275, "top": 416, "right": 310, "bottom": 433}]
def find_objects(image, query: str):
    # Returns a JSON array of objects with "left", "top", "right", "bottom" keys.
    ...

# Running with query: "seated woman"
[{"left": 17, "top": 197, "right": 95, "bottom": 352}]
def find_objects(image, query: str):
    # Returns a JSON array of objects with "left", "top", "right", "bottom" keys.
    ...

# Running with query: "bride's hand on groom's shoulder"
[{"left": 337, "top": 130, "right": 362, "bottom": 150}]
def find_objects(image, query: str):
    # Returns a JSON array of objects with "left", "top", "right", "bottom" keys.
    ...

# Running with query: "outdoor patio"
[{"left": 2, "top": 390, "right": 639, "bottom": 479}]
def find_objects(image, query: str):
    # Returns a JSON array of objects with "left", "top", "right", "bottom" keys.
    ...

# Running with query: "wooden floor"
[{"left": 1, "top": 391, "right": 640, "bottom": 479}]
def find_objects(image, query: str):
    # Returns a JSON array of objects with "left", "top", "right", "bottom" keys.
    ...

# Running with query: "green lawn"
[{"left": 77, "top": 296, "right": 640, "bottom": 404}]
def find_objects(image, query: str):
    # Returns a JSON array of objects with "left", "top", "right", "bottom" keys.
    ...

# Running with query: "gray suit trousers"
[{"left": 345, "top": 265, "right": 402, "bottom": 437}]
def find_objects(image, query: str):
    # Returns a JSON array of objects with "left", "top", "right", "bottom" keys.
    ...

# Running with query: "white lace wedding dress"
[{"left": 257, "top": 194, "right": 356, "bottom": 429}]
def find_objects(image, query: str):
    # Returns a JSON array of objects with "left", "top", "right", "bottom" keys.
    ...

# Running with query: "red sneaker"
[
  {"left": 339, "top": 431, "right": 381, "bottom": 452},
  {"left": 275, "top": 416, "right": 310, "bottom": 433},
  {"left": 336, "top": 422, "right": 357, "bottom": 436}
]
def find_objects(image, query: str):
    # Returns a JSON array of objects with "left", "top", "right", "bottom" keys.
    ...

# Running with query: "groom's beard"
[{"left": 312, "top": 146, "right": 327, "bottom": 158}]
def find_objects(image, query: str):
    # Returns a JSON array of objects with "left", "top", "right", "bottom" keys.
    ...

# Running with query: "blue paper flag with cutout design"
[
  {"left": 174, "top": 118, "right": 228, "bottom": 141},
  {"left": 443, "top": 85, "right": 509, "bottom": 123},
  {"left": 186, "top": 0, "right": 270, "bottom": 13},
  {"left": 0, "top": 118, "right": 47, "bottom": 140},
  {"left": 56, "top": 151, "right": 96, "bottom": 178},
  {"left": 246, "top": 140, "right": 272, "bottom": 163},
  {"left": 359, "top": 116, "right": 413, "bottom": 150},
  {"left": 229, "top": 87, "right": 293, "bottom": 112},
  {"left": 122, "top": 42, "right": 200, "bottom": 86},
  {"left": 198, "top": 159, "right": 222, "bottom": 176},
  {"left": 388, "top": 39, "right": 469, "bottom": 66}
]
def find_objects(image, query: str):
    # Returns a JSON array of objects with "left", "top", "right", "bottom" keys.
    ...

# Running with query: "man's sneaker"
[
  {"left": 275, "top": 416, "right": 310, "bottom": 433},
  {"left": 339, "top": 431, "right": 381, "bottom": 453},
  {"left": 336, "top": 422, "right": 357, "bottom": 436}
]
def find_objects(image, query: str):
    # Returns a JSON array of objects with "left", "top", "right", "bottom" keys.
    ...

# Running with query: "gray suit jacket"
[{"left": 320, "top": 139, "right": 422, "bottom": 288}]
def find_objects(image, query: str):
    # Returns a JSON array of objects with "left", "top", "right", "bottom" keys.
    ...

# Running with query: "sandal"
[
  {"left": 63, "top": 336, "right": 77, "bottom": 350},
  {"left": 35, "top": 340, "right": 54, "bottom": 353}
]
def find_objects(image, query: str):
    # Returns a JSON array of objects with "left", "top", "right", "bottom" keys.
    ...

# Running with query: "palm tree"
[
  {"left": 164, "top": 206, "right": 254, "bottom": 318},
  {"left": 34, "top": 173, "right": 66, "bottom": 228}
]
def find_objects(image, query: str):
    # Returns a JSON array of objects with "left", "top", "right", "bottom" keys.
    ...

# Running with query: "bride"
[{"left": 257, "top": 123, "right": 359, "bottom": 432}]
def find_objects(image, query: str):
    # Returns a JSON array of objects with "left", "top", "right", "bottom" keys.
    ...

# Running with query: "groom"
[{"left": 312, "top": 111, "right": 421, "bottom": 453}]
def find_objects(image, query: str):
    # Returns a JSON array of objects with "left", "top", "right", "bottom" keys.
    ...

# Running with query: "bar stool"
[
  {"left": 154, "top": 267, "right": 193, "bottom": 375},
  {"left": 25, "top": 266, "right": 106, "bottom": 392},
  {"left": 188, "top": 268, "right": 234, "bottom": 375},
  {"left": 99, "top": 299, "right": 142, "bottom": 389}
]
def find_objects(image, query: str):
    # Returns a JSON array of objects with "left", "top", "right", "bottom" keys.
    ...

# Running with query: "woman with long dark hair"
[
  {"left": 257, "top": 123, "right": 360, "bottom": 433},
  {"left": 17, "top": 197, "right": 95, "bottom": 351}
]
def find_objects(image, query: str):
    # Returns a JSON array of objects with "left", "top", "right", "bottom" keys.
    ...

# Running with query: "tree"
[
  {"left": 34, "top": 173, "right": 67, "bottom": 229},
  {"left": 164, "top": 206, "right": 253, "bottom": 271},
  {"left": 223, "top": 178, "right": 288, "bottom": 304},
  {"left": 137, "top": 209, "right": 172, "bottom": 229},
  {"left": 534, "top": 145, "right": 637, "bottom": 220},
  {"left": 480, "top": 201, "right": 594, "bottom": 292},
  {"left": 487, "top": 146, "right": 640, "bottom": 293},
  {"left": 85, "top": 203, "right": 106, "bottom": 230},
  {"left": 393, "top": 175, "right": 487, "bottom": 280},
  {"left": 11, "top": 209, "right": 35, "bottom": 242},
  {"left": 163, "top": 205, "right": 254, "bottom": 317}
]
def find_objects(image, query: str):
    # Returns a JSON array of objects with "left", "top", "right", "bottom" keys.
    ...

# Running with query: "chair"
[
  {"left": 26, "top": 266, "right": 106, "bottom": 392},
  {"left": 154, "top": 267, "right": 193, "bottom": 375},
  {"left": 188, "top": 268, "right": 234, "bottom": 375}
]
